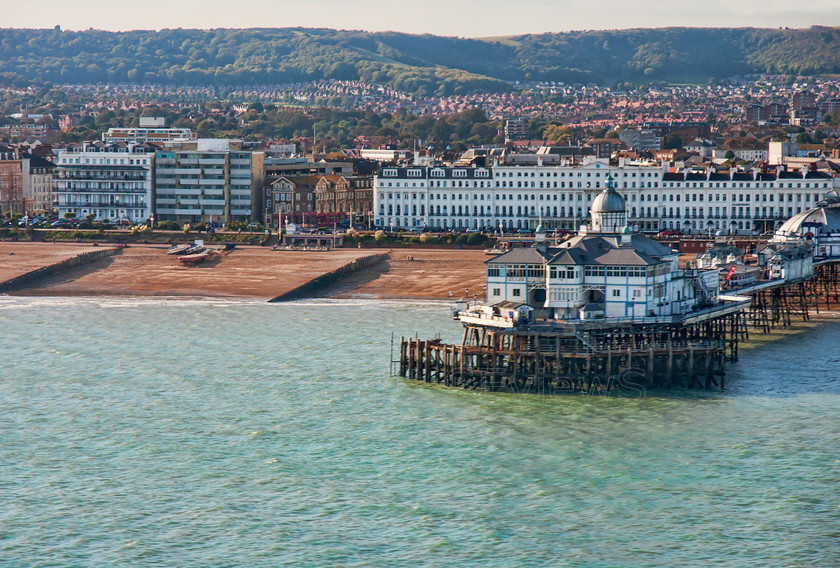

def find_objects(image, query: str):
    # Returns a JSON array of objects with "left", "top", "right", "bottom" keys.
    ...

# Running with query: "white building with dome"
[
  {"left": 772, "top": 189, "right": 840, "bottom": 259},
  {"left": 485, "top": 175, "right": 720, "bottom": 320}
]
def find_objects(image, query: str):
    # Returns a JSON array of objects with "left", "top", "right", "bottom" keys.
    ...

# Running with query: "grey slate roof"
[
  {"left": 485, "top": 246, "right": 552, "bottom": 265},
  {"left": 487, "top": 232, "right": 676, "bottom": 268}
]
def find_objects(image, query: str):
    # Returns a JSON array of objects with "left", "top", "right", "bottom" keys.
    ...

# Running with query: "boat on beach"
[
  {"left": 178, "top": 251, "right": 212, "bottom": 265},
  {"left": 182, "top": 243, "right": 206, "bottom": 255},
  {"left": 166, "top": 244, "right": 191, "bottom": 255}
]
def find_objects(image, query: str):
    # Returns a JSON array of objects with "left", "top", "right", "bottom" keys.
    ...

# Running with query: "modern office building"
[{"left": 154, "top": 139, "right": 265, "bottom": 224}]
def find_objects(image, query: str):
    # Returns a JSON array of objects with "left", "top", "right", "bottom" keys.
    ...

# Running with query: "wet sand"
[{"left": 1, "top": 243, "right": 488, "bottom": 300}]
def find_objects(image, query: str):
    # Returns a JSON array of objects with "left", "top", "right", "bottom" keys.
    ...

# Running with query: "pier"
[{"left": 396, "top": 262, "right": 840, "bottom": 393}]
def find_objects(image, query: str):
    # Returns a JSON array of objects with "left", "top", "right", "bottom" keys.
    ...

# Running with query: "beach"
[{"left": 0, "top": 242, "right": 488, "bottom": 300}]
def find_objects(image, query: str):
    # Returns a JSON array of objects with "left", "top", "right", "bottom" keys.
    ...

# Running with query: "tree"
[{"left": 664, "top": 133, "right": 683, "bottom": 149}]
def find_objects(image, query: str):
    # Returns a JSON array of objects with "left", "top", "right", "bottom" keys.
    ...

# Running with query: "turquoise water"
[{"left": 1, "top": 297, "right": 839, "bottom": 567}]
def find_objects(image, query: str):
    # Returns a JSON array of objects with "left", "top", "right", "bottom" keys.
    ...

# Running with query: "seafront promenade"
[{"left": 0, "top": 242, "right": 489, "bottom": 300}]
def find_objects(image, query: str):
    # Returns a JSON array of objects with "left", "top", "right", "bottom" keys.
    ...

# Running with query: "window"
[
  {"left": 512, "top": 289, "right": 521, "bottom": 297},
  {"left": 585, "top": 266, "right": 605, "bottom": 277},
  {"left": 493, "top": 288, "right": 501, "bottom": 296},
  {"left": 487, "top": 264, "right": 501, "bottom": 277},
  {"left": 612, "top": 289, "right": 621, "bottom": 297}
]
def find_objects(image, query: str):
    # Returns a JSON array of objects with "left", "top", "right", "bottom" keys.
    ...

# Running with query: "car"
[
  {"left": 51, "top": 219, "right": 71, "bottom": 228},
  {"left": 18, "top": 217, "right": 42, "bottom": 227},
  {"left": 657, "top": 229, "right": 680, "bottom": 237},
  {"left": 114, "top": 219, "right": 131, "bottom": 227}
]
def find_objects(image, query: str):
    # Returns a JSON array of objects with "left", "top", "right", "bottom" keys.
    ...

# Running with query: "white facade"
[
  {"left": 21, "top": 156, "right": 53, "bottom": 213},
  {"left": 103, "top": 127, "right": 196, "bottom": 144},
  {"left": 374, "top": 161, "right": 833, "bottom": 235},
  {"left": 54, "top": 143, "right": 153, "bottom": 223},
  {"left": 713, "top": 148, "right": 768, "bottom": 161}
]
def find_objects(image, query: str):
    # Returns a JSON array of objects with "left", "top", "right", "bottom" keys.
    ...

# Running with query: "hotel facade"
[{"left": 374, "top": 157, "right": 835, "bottom": 235}]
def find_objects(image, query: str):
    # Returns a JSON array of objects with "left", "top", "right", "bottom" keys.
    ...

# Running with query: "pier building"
[
  {"left": 772, "top": 189, "right": 840, "bottom": 259},
  {"left": 485, "top": 175, "right": 719, "bottom": 320},
  {"left": 396, "top": 175, "right": 758, "bottom": 393}
]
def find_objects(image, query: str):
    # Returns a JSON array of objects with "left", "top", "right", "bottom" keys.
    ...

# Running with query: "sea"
[{"left": 1, "top": 296, "right": 838, "bottom": 567}]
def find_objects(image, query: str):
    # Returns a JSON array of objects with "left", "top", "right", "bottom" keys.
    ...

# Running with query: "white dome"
[
  {"left": 776, "top": 207, "right": 840, "bottom": 236},
  {"left": 591, "top": 189, "right": 626, "bottom": 213}
]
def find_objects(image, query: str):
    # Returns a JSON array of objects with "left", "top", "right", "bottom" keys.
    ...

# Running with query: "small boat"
[
  {"left": 179, "top": 251, "right": 212, "bottom": 265},
  {"left": 182, "top": 244, "right": 206, "bottom": 256},
  {"left": 166, "top": 244, "right": 191, "bottom": 255}
]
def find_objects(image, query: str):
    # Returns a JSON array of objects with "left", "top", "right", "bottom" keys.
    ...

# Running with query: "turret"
[{"left": 589, "top": 173, "right": 626, "bottom": 233}]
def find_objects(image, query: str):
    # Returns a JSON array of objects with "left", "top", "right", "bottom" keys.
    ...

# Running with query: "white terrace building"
[
  {"left": 54, "top": 142, "right": 154, "bottom": 223},
  {"left": 485, "top": 177, "right": 719, "bottom": 320},
  {"left": 374, "top": 159, "right": 836, "bottom": 235}
]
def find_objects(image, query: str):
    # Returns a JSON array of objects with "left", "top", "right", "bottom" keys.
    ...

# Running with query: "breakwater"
[
  {"left": 269, "top": 253, "right": 389, "bottom": 302},
  {"left": 0, "top": 247, "right": 121, "bottom": 293}
]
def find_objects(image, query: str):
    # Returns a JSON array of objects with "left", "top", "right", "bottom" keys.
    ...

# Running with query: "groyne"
[
  {"left": 0, "top": 247, "right": 122, "bottom": 293},
  {"left": 269, "top": 253, "right": 389, "bottom": 302}
]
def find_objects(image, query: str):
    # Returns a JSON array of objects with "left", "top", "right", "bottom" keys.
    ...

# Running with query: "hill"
[{"left": 1, "top": 26, "right": 839, "bottom": 95}]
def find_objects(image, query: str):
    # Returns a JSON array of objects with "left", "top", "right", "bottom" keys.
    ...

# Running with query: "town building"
[
  {"left": 54, "top": 142, "right": 155, "bottom": 223},
  {"left": 374, "top": 158, "right": 835, "bottom": 235},
  {"left": 102, "top": 126, "right": 196, "bottom": 144},
  {"left": 21, "top": 152, "right": 55, "bottom": 214},
  {"left": 712, "top": 146, "right": 769, "bottom": 162},
  {"left": 0, "top": 148, "right": 24, "bottom": 217},
  {"left": 154, "top": 139, "right": 265, "bottom": 225},
  {"left": 504, "top": 118, "right": 529, "bottom": 142},
  {"left": 585, "top": 138, "right": 623, "bottom": 159},
  {"left": 790, "top": 90, "right": 819, "bottom": 125},
  {"left": 264, "top": 175, "right": 318, "bottom": 227},
  {"left": 264, "top": 157, "right": 354, "bottom": 178},
  {"left": 684, "top": 139, "right": 717, "bottom": 159},
  {"left": 314, "top": 175, "right": 374, "bottom": 225},
  {"left": 618, "top": 129, "right": 661, "bottom": 151}
]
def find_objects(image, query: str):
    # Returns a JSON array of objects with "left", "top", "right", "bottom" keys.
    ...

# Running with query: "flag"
[{"left": 725, "top": 265, "right": 737, "bottom": 284}]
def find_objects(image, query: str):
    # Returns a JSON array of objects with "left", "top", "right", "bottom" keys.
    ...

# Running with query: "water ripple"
[{"left": 1, "top": 297, "right": 839, "bottom": 567}]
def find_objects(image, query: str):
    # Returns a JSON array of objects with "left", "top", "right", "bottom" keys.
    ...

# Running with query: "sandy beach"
[{"left": 0, "top": 242, "right": 488, "bottom": 300}]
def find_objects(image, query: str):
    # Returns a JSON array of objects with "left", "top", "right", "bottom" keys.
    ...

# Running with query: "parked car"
[
  {"left": 113, "top": 219, "right": 131, "bottom": 227},
  {"left": 51, "top": 219, "right": 72, "bottom": 228}
]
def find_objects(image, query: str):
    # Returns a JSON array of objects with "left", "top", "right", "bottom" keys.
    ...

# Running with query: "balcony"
[
  {"left": 58, "top": 200, "right": 146, "bottom": 208},
  {"left": 53, "top": 186, "right": 149, "bottom": 194},
  {"left": 56, "top": 172, "right": 148, "bottom": 181}
]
